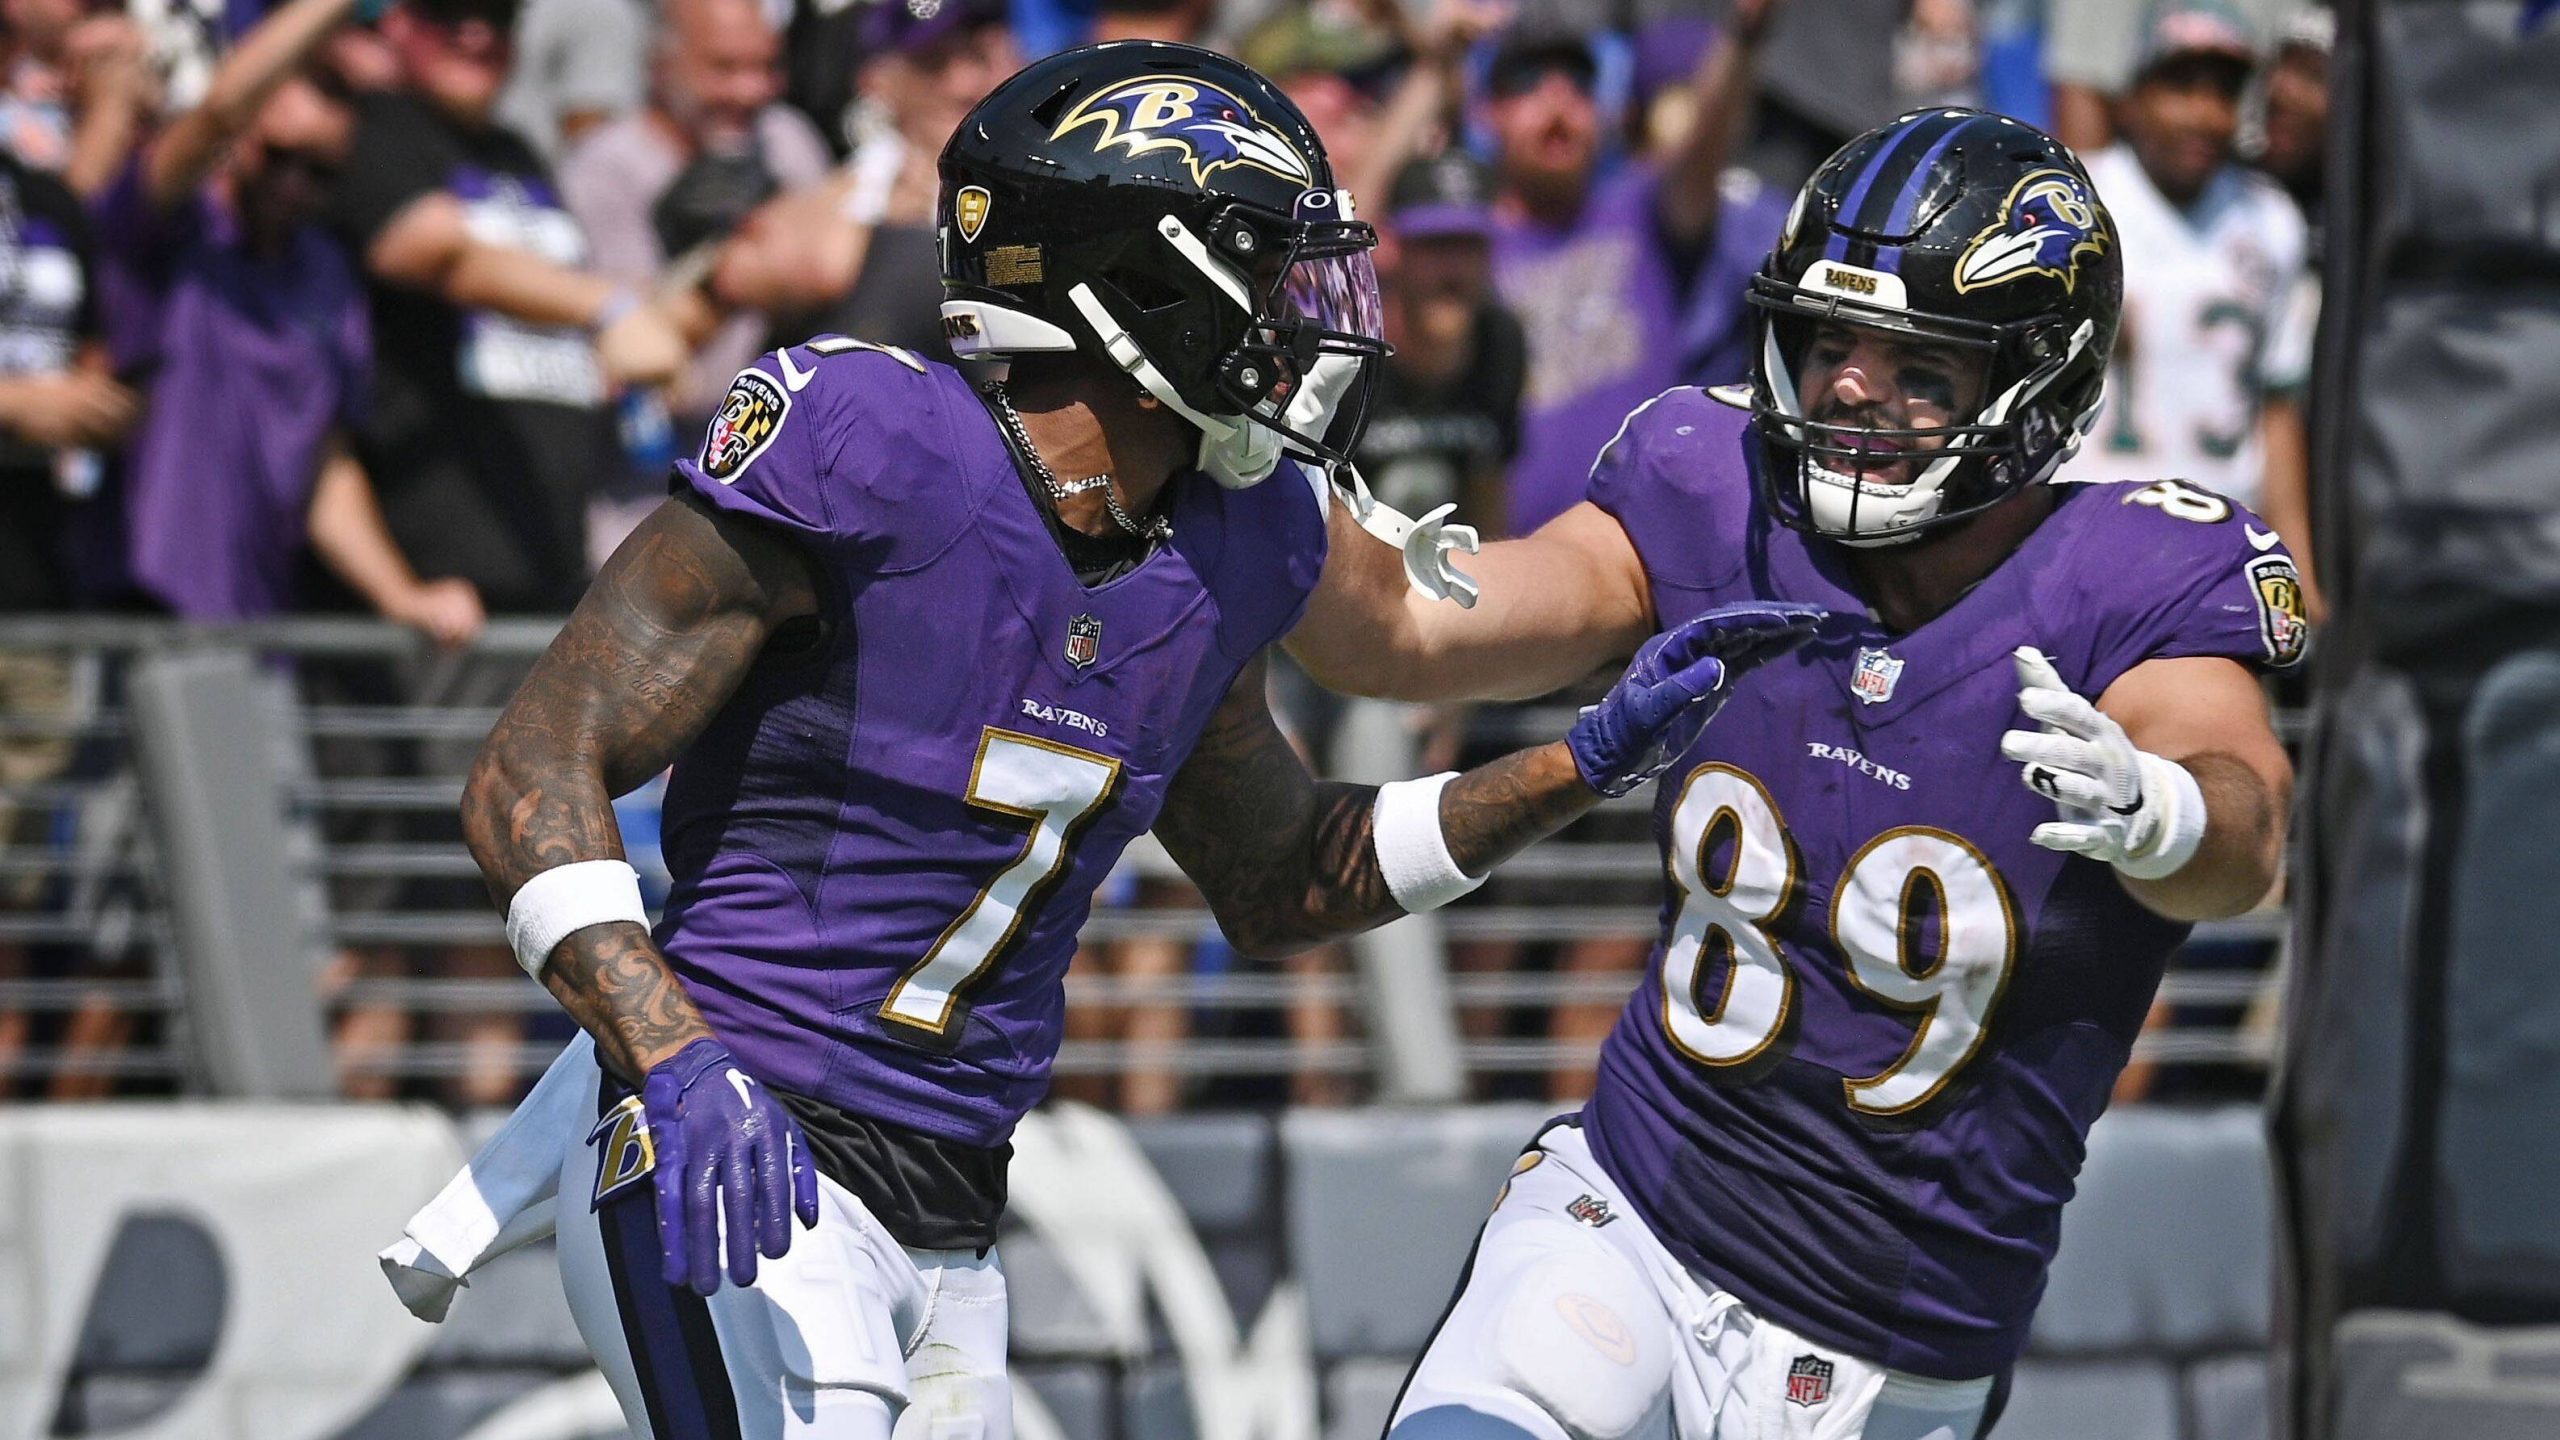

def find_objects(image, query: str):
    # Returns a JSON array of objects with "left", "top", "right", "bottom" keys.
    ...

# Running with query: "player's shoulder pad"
[
  {"left": 2056, "top": 478, "right": 2310, "bottom": 672},
  {"left": 1583, "top": 385, "right": 1755, "bottom": 588},
  {"left": 676, "top": 335, "right": 971, "bottom": 555}
]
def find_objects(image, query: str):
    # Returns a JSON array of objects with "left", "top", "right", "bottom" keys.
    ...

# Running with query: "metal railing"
[{"left": 0, "top": 616, "right": 2294, "bottom": 1106}]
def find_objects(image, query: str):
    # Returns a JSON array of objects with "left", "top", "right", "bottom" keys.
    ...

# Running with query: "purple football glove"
[
  {"left": 1567, "top": 603, "right": 1828, "bottom": 797},
  {"left": 641, "top": 1038, "right": 820, "bottom": 1295}
]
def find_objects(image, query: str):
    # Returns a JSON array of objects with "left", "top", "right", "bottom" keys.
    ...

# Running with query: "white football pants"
[
  {"left": 552, "top": 1074, "right": 1011, "bottom": 1440},
  {"left": 1387, "top": 1120, "right": 1994, "bottom": 1440}
]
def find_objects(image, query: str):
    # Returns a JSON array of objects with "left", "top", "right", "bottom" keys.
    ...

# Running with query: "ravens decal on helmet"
[
  {"left": 1955, "top": 168, "right": 2110, "bottom": 295},
  {"left": 1050, "top": 76, "right": 1314, "bottom": 188}
]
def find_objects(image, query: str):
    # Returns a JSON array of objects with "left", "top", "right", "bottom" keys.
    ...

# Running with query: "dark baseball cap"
[
  {"left": 1389, "top": 151, "right": 1495, "bottom": 240},
  {"left": 1486, "top": 23, "right": 1598, "bottom": 99},
  {"left": 861, "top": 0, "right": 1005, "bottom": 58}
]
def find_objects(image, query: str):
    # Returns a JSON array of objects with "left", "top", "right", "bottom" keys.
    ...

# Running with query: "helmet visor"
[{"left": 1222, "top": 198, "right": 1389, "bottom": 466}]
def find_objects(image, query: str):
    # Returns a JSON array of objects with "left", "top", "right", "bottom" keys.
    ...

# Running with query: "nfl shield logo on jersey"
[
  {"left": 1851, "top": 648, "right": 1904, "bottom": 705},
  {"left": 1786, "top": 1354, "right": 1835, "bottom": 1408},
  {"left": 1065, "top": 614, "right": 1102, "bottom": 670}
]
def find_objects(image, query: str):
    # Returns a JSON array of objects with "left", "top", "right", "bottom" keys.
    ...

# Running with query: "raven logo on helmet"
[
  {"left": 1954, "top": 168, "right": 2107, "bottom": 295},
  {"left": 1051, "top": 77, "right": 1314, "bottom": 188}
]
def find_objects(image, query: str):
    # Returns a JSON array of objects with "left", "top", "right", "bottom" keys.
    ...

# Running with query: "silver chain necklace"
[{"left": 987, "top": 381, "right": 1170, "bottom": 543}]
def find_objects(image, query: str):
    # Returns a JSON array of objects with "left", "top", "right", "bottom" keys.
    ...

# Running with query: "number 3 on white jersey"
[
  {"left": 880, "top": 729, "right": 1120, "bottom": 1037},
  {"left": 1661, "top": 765, "right": 2018, "bottom": 1116}
]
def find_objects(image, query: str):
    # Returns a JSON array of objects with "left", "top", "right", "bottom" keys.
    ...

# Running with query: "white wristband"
[
  {"left": 1372, "top": 772, "right": 1485, "bottom": 913},
  {"left": 2115, "top": 753, "right": 2209, "bottom": 881},
  {"left": 506, "top": 860, "right": 649, "bottom": 980}
]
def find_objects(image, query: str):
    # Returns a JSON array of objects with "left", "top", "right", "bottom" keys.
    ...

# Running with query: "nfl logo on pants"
[{"left": 1786, "top": 1354, "right": 1834, "bottom": 1407}]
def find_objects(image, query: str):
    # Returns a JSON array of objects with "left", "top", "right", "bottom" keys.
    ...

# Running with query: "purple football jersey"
[
  {"left": 1577, "top": 389, "right": 2306, "bottom": 1379},
  {"left": 658, "top": 339, "right": 1327, "bottom": 1146}
]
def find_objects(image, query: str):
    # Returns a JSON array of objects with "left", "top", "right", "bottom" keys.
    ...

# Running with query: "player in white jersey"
[{"left": 2052, "top": 4, "right": 2319, "bottom": 606}]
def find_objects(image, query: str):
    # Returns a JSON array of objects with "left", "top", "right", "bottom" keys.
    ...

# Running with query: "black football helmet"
[
  {"left": 1726, "top": 108, "right": 2122, "bottom": 546},
  {"left": 938, "top": 41, "right": 1387, "bottom": 488}
]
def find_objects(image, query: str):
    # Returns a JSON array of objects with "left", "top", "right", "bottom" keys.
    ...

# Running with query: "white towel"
[{"left": 379, "top": 1033, "right": 599, "bottom": 1321}]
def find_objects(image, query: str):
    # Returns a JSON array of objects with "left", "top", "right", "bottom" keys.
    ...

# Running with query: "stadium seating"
[{"left": 36, "top": 1103, "right": 2280, "bottom": 1440}]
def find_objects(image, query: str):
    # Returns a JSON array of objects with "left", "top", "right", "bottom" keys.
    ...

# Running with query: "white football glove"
[
  {"left": 1999, "top": 646, "right": 2206, "bottom": 880},
  {"left": 1332, "top": 463, "right": 1481, "bottom": 607}
]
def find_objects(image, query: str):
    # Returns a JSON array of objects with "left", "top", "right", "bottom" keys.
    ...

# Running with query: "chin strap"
[{"left": 1332, "top": 462, "right": 1481, "bottom": 608}]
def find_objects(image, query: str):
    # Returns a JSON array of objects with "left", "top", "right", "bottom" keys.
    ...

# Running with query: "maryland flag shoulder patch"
[{"left": 701, "top": 369, "right": 790, "bottom": 483}]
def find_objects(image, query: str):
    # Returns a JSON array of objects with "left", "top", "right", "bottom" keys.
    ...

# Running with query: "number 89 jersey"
[
  {"left": 1580, "top": 390, "right": 2304, "bottom": 1381},
  {"left": 655, "top": 339, "right": 1325, "bottom": 1149}
]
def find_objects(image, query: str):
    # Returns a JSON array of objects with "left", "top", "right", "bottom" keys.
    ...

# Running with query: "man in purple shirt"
[
  {"left": 438, "top": 43, "right": 1816, "bottom": 1438},
  {"left": 1484, "top": 0, "right": 1789, "bottom": 535},
  {"left": 1295, "top": 109, "right": 2302, "bottom": 1438},
  {"left": 100, "top": 0, "right": 482, "bottom": 638}
]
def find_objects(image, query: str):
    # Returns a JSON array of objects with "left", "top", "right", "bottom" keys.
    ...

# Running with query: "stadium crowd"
[{"left": 0, "top": 0, "right": 2331, "bottom": 1105}]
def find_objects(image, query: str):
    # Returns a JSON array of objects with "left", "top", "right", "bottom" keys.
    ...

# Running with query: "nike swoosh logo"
[
  {"left": 727, "top": 1070, "right": 756, "bottom": 1104},
  {"left": 2245, "top": 525, "right": 2281, "bottom": 551},
  {"left": 2109, "top": 795, "right": 2145, "bottom": 816},
  {"left": 774, "top": 347, "right": 816, "bottom": 392}
]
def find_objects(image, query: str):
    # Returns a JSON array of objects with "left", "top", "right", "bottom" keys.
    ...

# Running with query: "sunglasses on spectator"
[{"left": 259, "top": 143, "right": 343, "bottom": 183}]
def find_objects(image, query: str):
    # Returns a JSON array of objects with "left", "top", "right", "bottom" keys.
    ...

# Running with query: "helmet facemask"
[
  {"left": 1746, "top": 276, "right": 2101, "bottom": 548},
  {"left": 1078, "top": 190, "right": 1388, "bottom": 488}
]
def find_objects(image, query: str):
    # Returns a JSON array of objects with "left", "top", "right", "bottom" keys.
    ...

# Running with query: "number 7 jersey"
[
  {"left": 653, "top": 340, "right": 1326, "bottom": 1148},
  {"left": 1579, "top": 389, "right": 2306, "bottom": 1380}
]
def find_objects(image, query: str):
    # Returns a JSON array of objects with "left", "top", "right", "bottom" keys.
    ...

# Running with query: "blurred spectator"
[
  {"left": 559, "top": 0, "right": 830, "bottom": 548},
  {"left": 0, "top": 147, "right": 131, "bottom": 606},
  {"left": 712, "top": 0, "right": 1011, "bottom": 363},
  {"left": 2052, "top": 0, "right": 2318, "bottom": 609},
  {"left": 1, "top": 0, "right": 153, "bottom": 197},
  {"left": 101, "top": 0, "right": 482, "bottom": 642},
  {"left": 1347, "top": 0, "right": 1508, "bottom": 211},
  {"left": 2042, "top": 0, "right": 2290, "bottom": 156},
  {"left": 1894, "top": 0, "right": 1981, "bottom": 110},
  {"left": 1362, "top": 150, "right": 1523, "bottom": 536},
  {"left": 1622, "top": 11, "right": 1788, "bottom": 388},
  {"left": 331, "top": 0, "right": 686, "bottom": 616},
  {"left": 2247, "top": 5, "right": 2330, "bottom": 618},
  {"left": 0, "top": 142, "right": 134, "bottom": 1098},
  {"left": 492, "top": 0, "right": 646, "bottom": 159},
  {"left": 2249, "top": 4, "right": 2330, "bottom": 261},
  {"left": 1485, "top": 0, "right": 1787, "bottom": 536},
  {"left": 327, "top": 0, "right": 693, "bottom": 1104},
  {"left": 1728, "top": 0, "right": 1921, "bottom": 192},
  {"left": 1237, "top": 0, "right": 1403, "bottom": 209}
]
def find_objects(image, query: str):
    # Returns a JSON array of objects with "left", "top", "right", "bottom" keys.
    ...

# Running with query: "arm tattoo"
[
  {"left": 460, "top": 493, "right": 816, "bottom": 1078},
  {"left": 541, "top": 922, "right": 711, "bottom": 1084},
  {"left": 1437, "top": 743, "right": 1601, "bottom": 878},
  {"left": 1152, "top": 655, "right": 1392, "bottom": 956},
  {"left": 1154, "top": 655, "right": 1601, "bottom": 957}
]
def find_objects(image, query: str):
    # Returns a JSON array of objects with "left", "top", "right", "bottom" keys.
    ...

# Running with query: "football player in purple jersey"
[
  {"left": 1293, "top": 109, "right": 2304, "bottom": 1439},
  {"left": 444, "top": 42, "right": 1818, "bottom": 1440}
]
